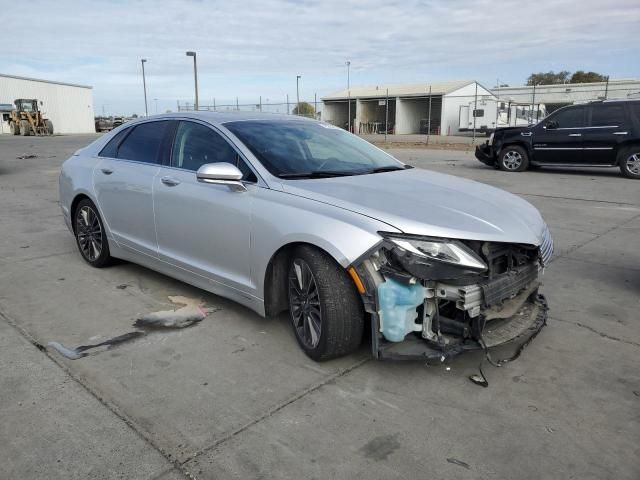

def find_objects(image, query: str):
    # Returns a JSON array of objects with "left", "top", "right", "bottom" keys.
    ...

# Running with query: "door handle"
[
  {"left": 568, "top": 133, "right": 582, "bottom": 137},
  {"left": 613, "top": 132, "right": 628, "bottom": 135},
  {"left": 161, "top": 176, "right": 181, "bottom": 187},
  {"left": 520, "top": 132, "right": 532, "bottom": 137},
  {"left": 100, "top": 168, "right": 113, "bottom": 175}
]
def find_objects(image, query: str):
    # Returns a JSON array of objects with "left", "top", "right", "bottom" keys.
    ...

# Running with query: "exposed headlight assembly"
[{"left": 380, "top": 233, "right": 487, "bottom": 280}]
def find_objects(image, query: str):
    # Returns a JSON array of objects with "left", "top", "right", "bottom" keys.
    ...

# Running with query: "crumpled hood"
[{"left": 281, "top": 169, "right": 545, "bottom": 245}]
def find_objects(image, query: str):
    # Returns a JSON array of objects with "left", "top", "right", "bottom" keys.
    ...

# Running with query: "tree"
[
  {"left": 292, "top": 102, "right": 315, "bottom": 117},
  {"left": 570, "top": 71, "right": 607, "bottom": 83},
  {"left": 526, "top": 71, "right": 571, "bottom": 85}
]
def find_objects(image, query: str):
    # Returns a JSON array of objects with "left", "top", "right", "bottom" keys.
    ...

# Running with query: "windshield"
[{"left": 224, "top": 120, "right": 404, "bottom": 178}]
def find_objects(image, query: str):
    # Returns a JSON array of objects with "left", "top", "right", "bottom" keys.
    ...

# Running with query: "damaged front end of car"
[{"left": 350, "top": 226, "right": 553, "bottom": 362}]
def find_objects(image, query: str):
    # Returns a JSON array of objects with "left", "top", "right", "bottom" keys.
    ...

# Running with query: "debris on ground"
[
  {"left": 46, "top": 295, "right": 218, "bottom": 359},
  {"left": 446, "top": 457, "right": 471, "bottom": 470},
  {"left": 16, "top": 154, "right": 38, "bottom": 159},
  {"left": 134, "top": 295, "right": 217, "bottom": 329}
]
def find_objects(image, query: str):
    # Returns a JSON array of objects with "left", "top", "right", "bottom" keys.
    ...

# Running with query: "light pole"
[
  {"left": 186, "top": 51, "right": 199, "bottom": 110},
  {"left": 141, "top": 59, "right": 148, "bottom": 117},
  {"left": 296, "top": 75, "right": 301, "bottom": 114},
  {"left": 346, "top": 61, "right": 351, "bottom": 131}
]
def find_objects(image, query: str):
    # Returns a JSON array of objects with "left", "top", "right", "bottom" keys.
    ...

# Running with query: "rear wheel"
[
  {"left": 618, "top": 146, "right": 640, "bottom": 179},
  {"left": 45, "top": 120, "right": 54, "bottom": 135},
  {"left": 74, "top": 199, "right": 112, "bottom": 267},
  {"left": 499, "top": 145, "right": 529, "bottom": 172},
  {"left": 19, "top": 120, "right": 31, "bottom": 136},
  {"left": 287, "top": 245, "right": 364, "bottom": 361}
]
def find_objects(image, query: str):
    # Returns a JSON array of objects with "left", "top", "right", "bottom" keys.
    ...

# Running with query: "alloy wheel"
[
  {"left": 288, "top": 259, "right": 322, "bottom": 349},
  {"left": 76, "top": 205, "right": 103, "bottom": 261},
  {"left": 502, "top": 150, "right": 523, "bottom": 170},
  {"left": 626, "top": 153, "right": 640, "bottom": 176}
]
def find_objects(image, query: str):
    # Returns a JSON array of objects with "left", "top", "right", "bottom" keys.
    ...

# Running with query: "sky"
[{"left": 2, "top": 0, "right": 639, "bottom": 116}]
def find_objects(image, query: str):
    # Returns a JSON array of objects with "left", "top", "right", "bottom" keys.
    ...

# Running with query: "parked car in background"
[
  {"left": 475, "top": 99, "right": 640, "bottom": 178},
  {"left": 60, "top": 112, "right": 552, "bottom": 362}
]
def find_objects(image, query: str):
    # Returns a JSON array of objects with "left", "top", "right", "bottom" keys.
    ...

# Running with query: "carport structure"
[{"left": 322, "top": 80, "right": 494, "bottom": 136}]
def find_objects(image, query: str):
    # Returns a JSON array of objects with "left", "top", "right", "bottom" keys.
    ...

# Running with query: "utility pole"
[
  {"left": 141, "top": 59, "right": 148, "bottom": 117},
  {"left": 259, "top": 96, "right": 262, "bottom": 112},
  {"left": 314, "top": 93, "right": 317, "bottom": 119},
  {"left": 427, "top": 85, "right": 432, "bottom": 145},
  {"left": 531, "top": 83, "right": 537, "bottom": 123},
  {"left": 286, "top": 94, "right": 289, "bottom": 114},
  {"left": 495, "top": 78, "right": 500, "bottom": 128},
  {"left": 296, "top": 75, "right": 301, "bottom": 114},
  {"left": 346, "top": 61, "right": 351, "bottom": 132},
  {"left": 472, "top": 82, "right": 478, "bottom": 143},
  {"left": 185, "top": 51, "right": 198, "bottom": 110},
  {"left": 385, "top": 88, "right": 389, "bottom": 143},
  {"left": 236, "top": 97, "right": 239, "bottom": 111},
  {"left": 604, "top": 76, "right": 610, "bottom": 99}
]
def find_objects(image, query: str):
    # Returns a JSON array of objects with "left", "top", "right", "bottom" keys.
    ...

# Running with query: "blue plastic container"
[{"left": 378, "top": 278, "right": 426, "bottom": 342}]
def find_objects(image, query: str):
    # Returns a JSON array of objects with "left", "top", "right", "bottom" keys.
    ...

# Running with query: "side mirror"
[
  {"left": 545, "top": 120, "right": 559, "bottom": 130},
  {"left": 196, "top": 162, "right": 246, "bottom": 191}
]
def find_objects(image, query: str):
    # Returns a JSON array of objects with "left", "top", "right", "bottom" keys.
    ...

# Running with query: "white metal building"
[
  {"left": 0, "top": 73, "right": 95, "bottom": 134},
  {"left": 491, "top": 79, "right": 640, "bottom": 112},
  {"left": 322, "top": 80, "right": 495, "bottom": 136}
]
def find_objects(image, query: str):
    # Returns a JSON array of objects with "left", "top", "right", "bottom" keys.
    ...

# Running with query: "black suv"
[{"left": 475, "top": 99, "right": 640, "bottom": 179}]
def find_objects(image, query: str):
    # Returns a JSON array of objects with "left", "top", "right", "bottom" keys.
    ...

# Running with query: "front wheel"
[
  {"left": 74, "top": 199, "right": 112, "bottom": 267},
  {"left": 498, "top": 145, "right": 529, "bottom": 172},
  {"left": 20, "top": 120, "right": 31, "bottom": 136},
  {"left": 45, "top": 120, "right": 54, "bottom": 135},
  {"left": 287, "top": 246, "right": 364, "bottom": 361},
  {"left": 618, "top": 146, "right": 640, "bottom": 179}
]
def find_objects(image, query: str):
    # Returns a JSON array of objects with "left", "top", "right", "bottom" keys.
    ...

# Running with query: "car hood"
[{"left": 281, "top": 169, "right": 545, "bottom": 245}]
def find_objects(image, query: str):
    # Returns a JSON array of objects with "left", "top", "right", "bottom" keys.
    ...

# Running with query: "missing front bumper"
[{"left": 372, "top": 293, "right": 547, "bottom": 362}]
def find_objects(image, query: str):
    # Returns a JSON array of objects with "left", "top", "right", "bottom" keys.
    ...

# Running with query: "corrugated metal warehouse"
[
  {"left": 322, "top": 80, "right": 495, "bottom": 136},
  {"left": 490, "top": 79, "right": 640, "bottom": 112},
  {"left": 0, "top": 73, "right": 95, "bottom": 134}
]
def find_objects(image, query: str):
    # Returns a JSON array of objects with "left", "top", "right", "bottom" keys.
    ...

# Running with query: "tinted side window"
[
  {"left": 99, "top": 128, "right": 130, "bottom": 157},
  {"left": 172, "top": 121, "right": 257, "bottom": 182},
  {"left": 116, "top": 121, "right": 168, "bottom": 164},
  {"left": 552, "top": 107, "right": 585, "bottom": 128},
  {"left": 591, "top": 105, "right": 625, "bottom": 127}
]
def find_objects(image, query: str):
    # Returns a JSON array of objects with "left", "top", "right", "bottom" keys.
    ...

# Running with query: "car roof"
[{"left": 130, "top": 111, "right": 316, "bottom": 127}]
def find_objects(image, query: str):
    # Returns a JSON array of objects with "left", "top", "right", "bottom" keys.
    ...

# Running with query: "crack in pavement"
[
  {"left": 517, "top": 192, "right": 640, "bottom": 207},
  {"left": 549, "top": 316, "right": 640, "bottom": 348},
  {"left": 547, "top": 212, "right": 640, "bottom": 266},
  {"left": 179, "top": 356, "right": 371, "bottom": 468},
  {"left": 0, "top": 308, "right": 190, "bottom": 480}
]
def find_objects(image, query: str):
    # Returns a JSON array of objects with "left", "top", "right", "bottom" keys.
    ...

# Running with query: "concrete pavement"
[{"left": 0, "top": 134, "right": 638, "bottom": 479}]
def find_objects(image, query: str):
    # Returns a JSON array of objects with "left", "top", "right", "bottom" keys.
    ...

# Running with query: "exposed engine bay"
[{"left": 351, "top": 228, "right": 553, "bottom": 361}]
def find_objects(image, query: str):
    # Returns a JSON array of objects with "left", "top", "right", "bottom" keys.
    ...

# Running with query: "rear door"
[
  {"left": 153, "top": 120, "right": 258, "bottom": 293},
  {"left": 582, "top": 103, "right": 627, "bottom": 164},
  {"left": 532, "top": 106, "right": 586, "bottom": 163},
  {"left": 94, "top": 121, "right": 169, "bottom": 257}
]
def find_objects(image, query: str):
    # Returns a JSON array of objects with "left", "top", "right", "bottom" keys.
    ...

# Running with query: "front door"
[
  {"left": 532, "top": 106, "right": 586, "bottom": 164},
  {"left": 153, "top": 120, "right": 258, "bottom": 293},
  {"left": 582, "top": 103, "right": 627, "bottom": 164},
  {"left": 94, "top": 121, "right": 170, "bottom": 257}
]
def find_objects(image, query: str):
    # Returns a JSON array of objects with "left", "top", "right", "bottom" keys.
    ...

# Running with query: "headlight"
[{"left": 381, "top": 233, "right": 487, "bottom": 280}]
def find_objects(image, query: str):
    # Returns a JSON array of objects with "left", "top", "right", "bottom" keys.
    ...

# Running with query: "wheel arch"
[
  {"left": 498, "top": 140, "right": 531, "bottom": 157},
  {"left": 263, "top": 241, "right": 351, "bottom": 318}
]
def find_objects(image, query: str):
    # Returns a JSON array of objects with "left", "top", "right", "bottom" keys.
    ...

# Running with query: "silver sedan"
[{"left": 59, "top": 112, "right": 553, "bottom": 361}]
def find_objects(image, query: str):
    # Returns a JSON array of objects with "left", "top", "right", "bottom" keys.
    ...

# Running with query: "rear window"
[
  {"left": 99, "top": 128, "right": 130, "bottom": 157},
  {"left": 591, "top": 104, "right": 625, "bottom": 127},
  {"left": 116, "top": 121, "right": 168, "bottom": 164}
]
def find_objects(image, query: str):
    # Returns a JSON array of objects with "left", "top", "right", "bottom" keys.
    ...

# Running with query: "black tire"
[
  {"left": 45, "top": 120, "right": 54, "bottom": 135},
  {"left": 10, "top": 122, "right": 20, "bottom": 135},
  {"left": 20, "top": 120, "right": 31, "bottom": 136},
  {"left": 287, "top": 245, "right": 364, "bottom": 361},
  {"left": 73, "top": 199, "right": 112, "bottom": 267},
  {"left": 498, "top": 145, "right": 529, "bottom": 172},
  {"left": 618, "top": 145, "right": 640, "bottom": 179}
]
